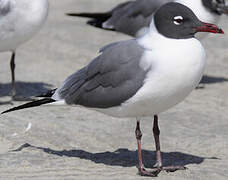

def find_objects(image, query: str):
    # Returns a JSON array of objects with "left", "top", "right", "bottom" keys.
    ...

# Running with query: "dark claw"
[{"left": 137, "top": 166, "right": 187, "bottom": 176}]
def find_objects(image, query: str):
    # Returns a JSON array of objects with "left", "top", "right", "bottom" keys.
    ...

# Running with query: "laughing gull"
[
  {"left": 67, "top": 0, "right": 228, "bottom": 37},
  {"left": 2, "top": 2, "right": 224, "bottom": 177},
  {"left": 0, "top": 0, "right": 49, "bottom": 100}
]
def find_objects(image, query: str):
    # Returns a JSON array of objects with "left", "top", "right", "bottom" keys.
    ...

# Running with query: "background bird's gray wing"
[
  {"left": 103, "top": 0, "right": 172, "bottom": 36},
  {"left": 56, "top": 40, "right": 148, "bottom": 108},
  {"left": 110, "top": 1, "right": 134, "bottom": 13},
  {"left": 0, "top": 0, "right": 12, "bottom": 16}
]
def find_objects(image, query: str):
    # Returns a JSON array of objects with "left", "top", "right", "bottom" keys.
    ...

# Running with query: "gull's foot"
[
  {"left": 137, "top": 166, "right": 187, "bottom": 177},
  {"left": 138, "top": 167, "right": 161, "bottom": 177},
  {"left": 162, "top": 166, "right": 187, "bottom": 173}
]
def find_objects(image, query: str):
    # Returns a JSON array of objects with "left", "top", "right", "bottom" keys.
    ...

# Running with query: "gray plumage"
[
  {"left": 67, "top": 0, "right": 172, "bottom": 37},
  {"left": 55, "top": 40, "right": 148, "bottom": 108}
]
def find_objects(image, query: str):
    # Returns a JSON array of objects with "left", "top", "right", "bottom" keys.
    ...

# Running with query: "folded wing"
[{"left": 54, "top": 40, "right": 148, "bottom": 108}]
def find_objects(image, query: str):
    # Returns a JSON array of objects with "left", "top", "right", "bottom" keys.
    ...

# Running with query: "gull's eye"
[{"left": 173, "top": 16, "right": 184, "bottom": 25}]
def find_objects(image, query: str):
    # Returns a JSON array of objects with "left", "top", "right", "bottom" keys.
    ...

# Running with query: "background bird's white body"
[
  {"left": 96, "top": 22, "right": 206, "bottom": 118},
  {"left": 0, "top": 0, "right": 48, "bottom": 52},
  {"left": 177, "top": 0, "right": 220, "bottom": 23},
  {"left": 178, "top": 0, "right": 221, "bottom": 39}
]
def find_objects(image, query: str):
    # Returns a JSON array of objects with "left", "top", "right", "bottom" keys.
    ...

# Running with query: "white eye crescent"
[{"left": 173, "top": 16, "right": 184, "bottom": 25}]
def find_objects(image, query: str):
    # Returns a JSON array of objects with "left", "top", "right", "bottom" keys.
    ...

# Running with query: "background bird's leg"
[
  {"left": 10, "top": 51, "right": 16, "bottom": 99},
  {"left": 9, "top": 51, "right": 33, "bottom": 101},
  {"left": 152, "top": 115, "right": 186, "bottom": 172},
  {"left": 135, "top": 118, "right": 161, "bottom": 177}
]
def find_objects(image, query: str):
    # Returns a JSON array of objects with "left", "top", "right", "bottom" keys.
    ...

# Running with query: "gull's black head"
[
  {"left": 154, "top": 2, "right": 224, "bottom": 39},
  {"left": 202, "top": 0, "right": 228, "bottom": 15}
]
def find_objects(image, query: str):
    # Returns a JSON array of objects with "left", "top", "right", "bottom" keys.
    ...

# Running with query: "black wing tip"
[
  {"left": 1, "top": 109, "right": 12, "bottom": 114},
  {"left": 1, "top": 98, "right": 56, "bottom": 115},
  {"left": 1, "top": 90, "right": 57, "bottom": 114},
  {"left": 1, "top": 105, "right": 25, "bottom": 114}
]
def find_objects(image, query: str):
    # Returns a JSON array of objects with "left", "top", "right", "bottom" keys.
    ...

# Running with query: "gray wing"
[
  {"left": 0, "top": 0, "right": 12, "bottom": 16},
  {"left": 103, "top": 0, "right": 172, "bottom": 36},
  {"left": 54, "top": 40, "right": 148, "bottom": 108}
]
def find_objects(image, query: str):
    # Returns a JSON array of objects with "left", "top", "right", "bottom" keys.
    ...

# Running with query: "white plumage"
[{"left": 0, "top": 0, "right": 48, "bottom": 51}]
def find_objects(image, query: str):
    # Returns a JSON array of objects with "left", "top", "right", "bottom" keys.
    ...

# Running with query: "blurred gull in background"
[
  {"left": 67, "top": 0, "right": 228, "bottom": 37},
  {"left": 0, "top": 0, "right": 49, "bottom": 100}
]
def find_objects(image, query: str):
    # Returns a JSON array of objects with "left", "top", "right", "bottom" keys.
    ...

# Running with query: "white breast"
[{"left": 98, "top": 31, "right": 206, "bottom": 118}]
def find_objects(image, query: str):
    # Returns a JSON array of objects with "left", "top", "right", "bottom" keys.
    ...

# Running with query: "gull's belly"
[{"left": 125, "top": 70, "right": 202, "bottom": 116}]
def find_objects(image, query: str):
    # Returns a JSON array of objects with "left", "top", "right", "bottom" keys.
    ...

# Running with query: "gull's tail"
[
  {"left": 1, "top": 89, "right": 58, "bottom": 114},
  {"left": 66, "top": 12, "right": 111, "bottom": 28}
]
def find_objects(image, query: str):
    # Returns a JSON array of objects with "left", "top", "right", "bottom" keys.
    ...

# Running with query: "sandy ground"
[{"left": 0, "top": 0, "right": 228, "bottom": 179}]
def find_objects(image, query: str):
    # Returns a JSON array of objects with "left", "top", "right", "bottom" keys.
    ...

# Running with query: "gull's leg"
[
  {"left": 135, "top": 118, "right": 161, "bottom": 177},
  {"left": 153, "top": 115, "right": 162, "bottom": 168},
  {"left": 153, "top": 115, "right": 186, "bottom": 172},
  {"left": 10, "top": 51, "right": 16, "bottom": 99}
]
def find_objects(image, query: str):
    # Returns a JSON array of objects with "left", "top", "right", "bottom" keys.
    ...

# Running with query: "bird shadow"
[
  {"left": 0, "top": 81, "right": 53, "bottom": 103},
  {"left": 200, "top": 75, "right": 228, "bottom": 84},
  {"left": 12, "top": 143, "right": 219, "bottom": 168}
]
